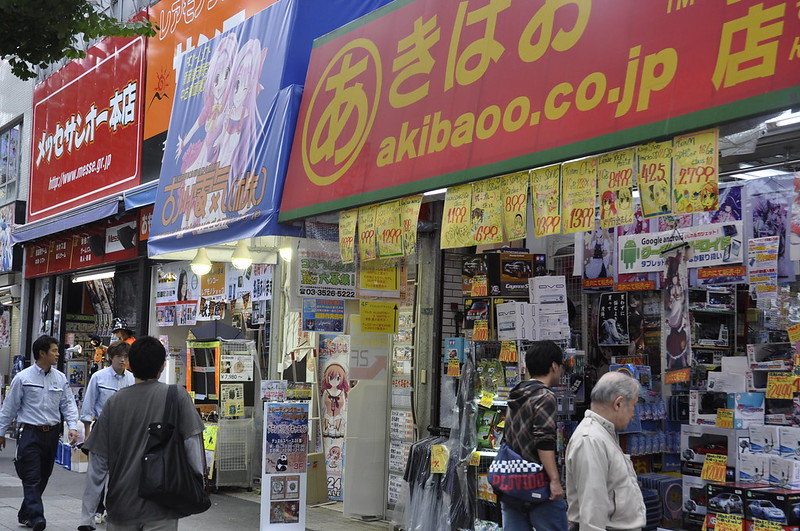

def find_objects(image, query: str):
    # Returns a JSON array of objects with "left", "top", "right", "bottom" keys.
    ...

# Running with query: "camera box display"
[
  {"left": 738, "top": 453, "right": 770, "bottom": 484},
  {"left": 750, "top": 426, "right": 781, "bottom": 455},
  {"left": 770, "top": 456, "right": 800, "bottom": 489},
  {"left": 744, "top": 487, "right": 800, "bottom": 530},
  {"left": 728, "top": 392, "right": 766, "bottom": 429},
  {"left": 780, "top": 427, "right": 800, "bottom": 460}
]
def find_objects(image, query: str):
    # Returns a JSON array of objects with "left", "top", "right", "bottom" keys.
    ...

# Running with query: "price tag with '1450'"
[{"left": 700, "top": 453, "right": 727, "bottom": 482}]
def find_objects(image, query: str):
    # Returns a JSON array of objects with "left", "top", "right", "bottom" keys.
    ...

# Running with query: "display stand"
[{"left": 260, "top": 401, "right": 309, "bottom": 530}]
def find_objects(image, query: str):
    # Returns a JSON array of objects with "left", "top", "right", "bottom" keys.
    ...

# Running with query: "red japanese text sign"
[
  {"left": 281, "top": 0, "right": 800, "bottom": 220},
  {"left": 30, "top": 37, "right": 145, "bottom": 222}
]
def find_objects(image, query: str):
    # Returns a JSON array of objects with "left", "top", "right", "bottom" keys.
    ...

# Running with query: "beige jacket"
[{"left": 565, "top": 410, "right": 646, "bottom": 531}]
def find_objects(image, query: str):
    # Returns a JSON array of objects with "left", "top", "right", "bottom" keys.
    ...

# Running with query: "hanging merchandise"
[
  {"left": 615, "top": 205, "right": 657, "bottom": 291},
  {"left": 501, "top": 171, "right": 529, "bottom": 241},
  {"left": 376, "top": 200, "right": 403, "bottom": 259},
  {"left": 598, "top": 292, "right": 630, "bottom": 346},
  {"left": 338, "top": 209, "right": 358, "bottom": 264},
  {"left": 358, "top": 204, "right": 378, "bottom": 262},
  {"left": 400, "top": 195, "right": 423, "bottom": 257},
  {"left": 792, "top": 176, "right": 800, "bottom": 261},
  {"left": 470, "top": 177, "right": 504, "bottom": 245},
  {"left": 583, "top": 221, "right": 615, "bottom": 290},
  {"left": 597, "top": 148, "right": 635, "bottom": 229},
  {"left": 672, "top": 128, "right": 719, "bottom": 214},
  {"left": 750, "top": 176, "right": 794, "bottom": 280},
  {"left": 748, "top": 236, "right": 779, "bottom": 303},
  {"left": 561, "top": 157, "right": 597, "bottom": 234},
  {"left": 637, "top": 140, "right": 674, "bottom": 218},
  {"left": 663, "top": 248, "right": 691, "bottom": 383},
  {"left": 530, "top": 164, "right": 561, "bottom": 237},
  {"left": 318, "top": 334, "right": 351, "bottom": 500},
  {"left": 441, "top": 183, "right": 473, "bottom": 249}
]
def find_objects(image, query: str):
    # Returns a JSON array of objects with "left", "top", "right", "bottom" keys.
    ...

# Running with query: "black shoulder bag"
[{"left": 139, "top": 385, "right": 211, "bottom": 516}]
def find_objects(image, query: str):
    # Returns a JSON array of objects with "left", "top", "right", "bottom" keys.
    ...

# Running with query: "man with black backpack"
[
  {"left": 501, "top": 340, "right": 567, "bottom": 531},
  {"left": 78, "top": 336, "right": 205, "bottom": 531}
]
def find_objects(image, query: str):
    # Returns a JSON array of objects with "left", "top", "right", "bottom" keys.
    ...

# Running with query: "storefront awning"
[
  {"left": 122, "top": 181, "right": 159, "bottom": 211},
  {"left": 11, "top": 196, "right": 120, "bottom": 244}
]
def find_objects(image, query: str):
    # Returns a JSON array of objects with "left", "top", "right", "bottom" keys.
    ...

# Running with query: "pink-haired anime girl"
[
  {"left": 176, "top": 33, "right": 238, "bottom": 173},
  {"left": 214, "top": 39, "right": 267, "bottom": 186},
  {"left": 321, "top": 362, "right": 349, "bottom": 437}
]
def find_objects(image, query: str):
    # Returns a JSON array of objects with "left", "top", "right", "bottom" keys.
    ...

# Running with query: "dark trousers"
[{"left": 14, "top": 426, "right": 60, "bottom": 523}]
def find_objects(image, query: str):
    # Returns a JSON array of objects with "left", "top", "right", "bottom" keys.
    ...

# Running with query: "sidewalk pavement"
[{"left": 0, "top": 440, "right": 390, "bottom": 530}]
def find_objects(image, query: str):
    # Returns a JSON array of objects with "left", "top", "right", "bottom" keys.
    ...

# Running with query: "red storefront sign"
[
  {"left": 24, "top": 213, "right": 141, "bottom": 279},
  {"left": 29, "top": 36, "right": 145, "bottom": 223},
  {"left": 281, "top": 0, "right": 800, "bottom": 220}
]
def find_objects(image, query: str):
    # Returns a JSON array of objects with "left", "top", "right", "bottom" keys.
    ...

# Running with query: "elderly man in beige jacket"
[{"left": 566, "top": 371, "right": 646, "bottom": 531}]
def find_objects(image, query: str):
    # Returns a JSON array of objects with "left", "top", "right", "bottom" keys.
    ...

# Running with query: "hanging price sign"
[
  {"left": 715, "top": 513, "right": 742, "bottom": 531},
  {"left": 766, "top": 372, "right": 799, "bottom": 400},
  {"left": 431, "top": 444, "right": 449, "bottom": 474},
  {"left": 715, "top": 408, "right": 733, "bottom": 429},
  {"left": 473, "top": 320, "right": 489, "bottom": 341}
]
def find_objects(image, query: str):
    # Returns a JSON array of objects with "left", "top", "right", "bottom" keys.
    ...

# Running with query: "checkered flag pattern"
[{"left": 489, "top": 457, "right": 544, "bottom": 474}]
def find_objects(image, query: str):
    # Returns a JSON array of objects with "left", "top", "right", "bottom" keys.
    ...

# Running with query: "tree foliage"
[{"left": 0, "top": 0, "right": 155, "bottom": 80}]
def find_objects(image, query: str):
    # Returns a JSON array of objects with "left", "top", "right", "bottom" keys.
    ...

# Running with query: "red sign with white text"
[
  {"left": 29, "top": 36, "right": 145, "bottom": 222},
  {"left": 24, "top": 213, "right": 141, "bottom": 279},
  {"left": 281, "top": 0, "right": 800, "bottom": 220}
]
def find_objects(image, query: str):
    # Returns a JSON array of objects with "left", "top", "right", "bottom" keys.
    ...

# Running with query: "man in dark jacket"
[{"left": 502, "top": 340, "right": 567, "bottom": 531}]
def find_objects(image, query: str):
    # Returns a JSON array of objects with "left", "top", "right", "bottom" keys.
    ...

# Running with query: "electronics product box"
[
  {"left": 747, "top": 343, "right": 793, "bottom": 371},
  {"left": 750, "top": 426, "right": 781, "bottom": 455},
  {"left": 463, "top": 298, "right": 490, "bottom": 330},
  {"left": 707, "top": 372, "right": 747, "bottom": 393},
  {"left": 638, "top": 473, "right": 683, "bottom": 525},
  {"left": 681, "top": 424, "right": 743, "bottom": 467},
  {"left": 744, "top": 487, "right": 800, "bottom": 530},
  {"left": 738, "top": 453, "right": 770, "bottom": 484},
  {"left": 690, "top": 390, "right": 724, "bottom": 426},
  {"left": 706, "top": 482, "right": 763, "bottom": 518},
  {"left": 780, "top": 427, "right": 800, "bottom": 460},
  {"left": 770, "top": 456, "right": 800, "bottom": 489},
  {"left": 485, "top": 252, "right": 536, "bottom": 297},
  {"left": 461, "top": 255, "right": 489, "bottom": 296},
  {"left": 683, "top": 474, "right": 710, "bottom": 515},
  {"left": 728, "top": 392, "right": 766, "bottom": 428},
  {"left": 495, "top": 301, "right": 536, "bottom": 341}
]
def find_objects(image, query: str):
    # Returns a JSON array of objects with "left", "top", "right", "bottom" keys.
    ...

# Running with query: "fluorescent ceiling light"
[
  {"left": 729, "top": 168, "right": 787, "bottom": 180},
  {"left": 777, "top": 115, "right": 800, "bottom": 127},
  {"left": 279, "top": 247, "right": 293, "bottom": 262},
  {"left": 73, "top": 269, "right": 115, "bottom": 283},
  {"left": 423, "top": 188, "right": 447, "bottom": 196}
]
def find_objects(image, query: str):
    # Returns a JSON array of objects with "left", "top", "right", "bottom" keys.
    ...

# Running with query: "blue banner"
[{"left": 148, "top": 0, "right": 392, "bottom": 255}]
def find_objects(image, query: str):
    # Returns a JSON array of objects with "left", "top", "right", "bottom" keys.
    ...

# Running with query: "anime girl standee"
[{"left": 321, "top": 362, "right": 349, "bottom": 438}]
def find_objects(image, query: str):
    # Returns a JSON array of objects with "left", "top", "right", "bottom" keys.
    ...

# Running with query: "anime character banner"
[
  {"left": 531, "top": 164, "right": 561, "bottom": 237},
  {"left": 672, "top": 129, "right": 719, "bottom": 214},
  {"left": 150, "top": 2, "right": 302, "bottom": 255},
  {"left": 598, "top": 293, "right": 629, "bottom": 346},
  {"left": 597, "top": 148, "right": 635, "bottom": 229},
  {"left": 750, "top": 177, "right": 794, "bottom": 281},
  {"left": 663, "top": 248, "right": 691, "bottom": 384},
  {"left": 583, "top": 221, "right": 615, "bottom": 290},
  {"left": 318, "top": 334, "right": 350, "bottom": 501},
  {"left": 615, "top": 205, "right": 656, "bottom": 291}
]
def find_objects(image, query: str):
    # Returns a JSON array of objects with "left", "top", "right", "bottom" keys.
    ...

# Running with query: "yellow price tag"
[
  {"left": 715, "top": 408, "right": 733, "bottom": 429},
  {"left": 473, "top": 319, "right": 489, "bottom": 341},
  {"left": 479, "top": 392, "right": 494, "bottom": 409},
  {"left": 766, "top": 372, "right": 798, "bottom": 399},
  {"left": 700, "top": 453, "right": 727, "bottom": 482},
  {"left": 789, "top": 322, "right": 800, "bottom": 343},
  {"left": 471, "top": 275, "right": 488, "bottom": 296},
  {"left": 469, "top": 452, "right": 481, "bottom": 466},
  {"left": 754, "top": 518, "right": 782, "bottom": 531},
  {"left": 431, "top": 444, "right": 449, "bottom": 474},
  {"left": 715, "top": 513, "right": 742, "bottom": 531}
]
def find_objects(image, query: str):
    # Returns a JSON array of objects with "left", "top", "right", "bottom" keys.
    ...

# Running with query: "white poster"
[
  {"left": 220, "top": 354, "right": 254, "bottom": 382},
  {"left": 748, "top": 236, "right": 779, "bottom": 302}
]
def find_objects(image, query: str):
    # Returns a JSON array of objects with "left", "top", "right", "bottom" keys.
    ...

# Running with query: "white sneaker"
[{"left": 94, "top": 513, "right": 105, "bottom": 525}]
